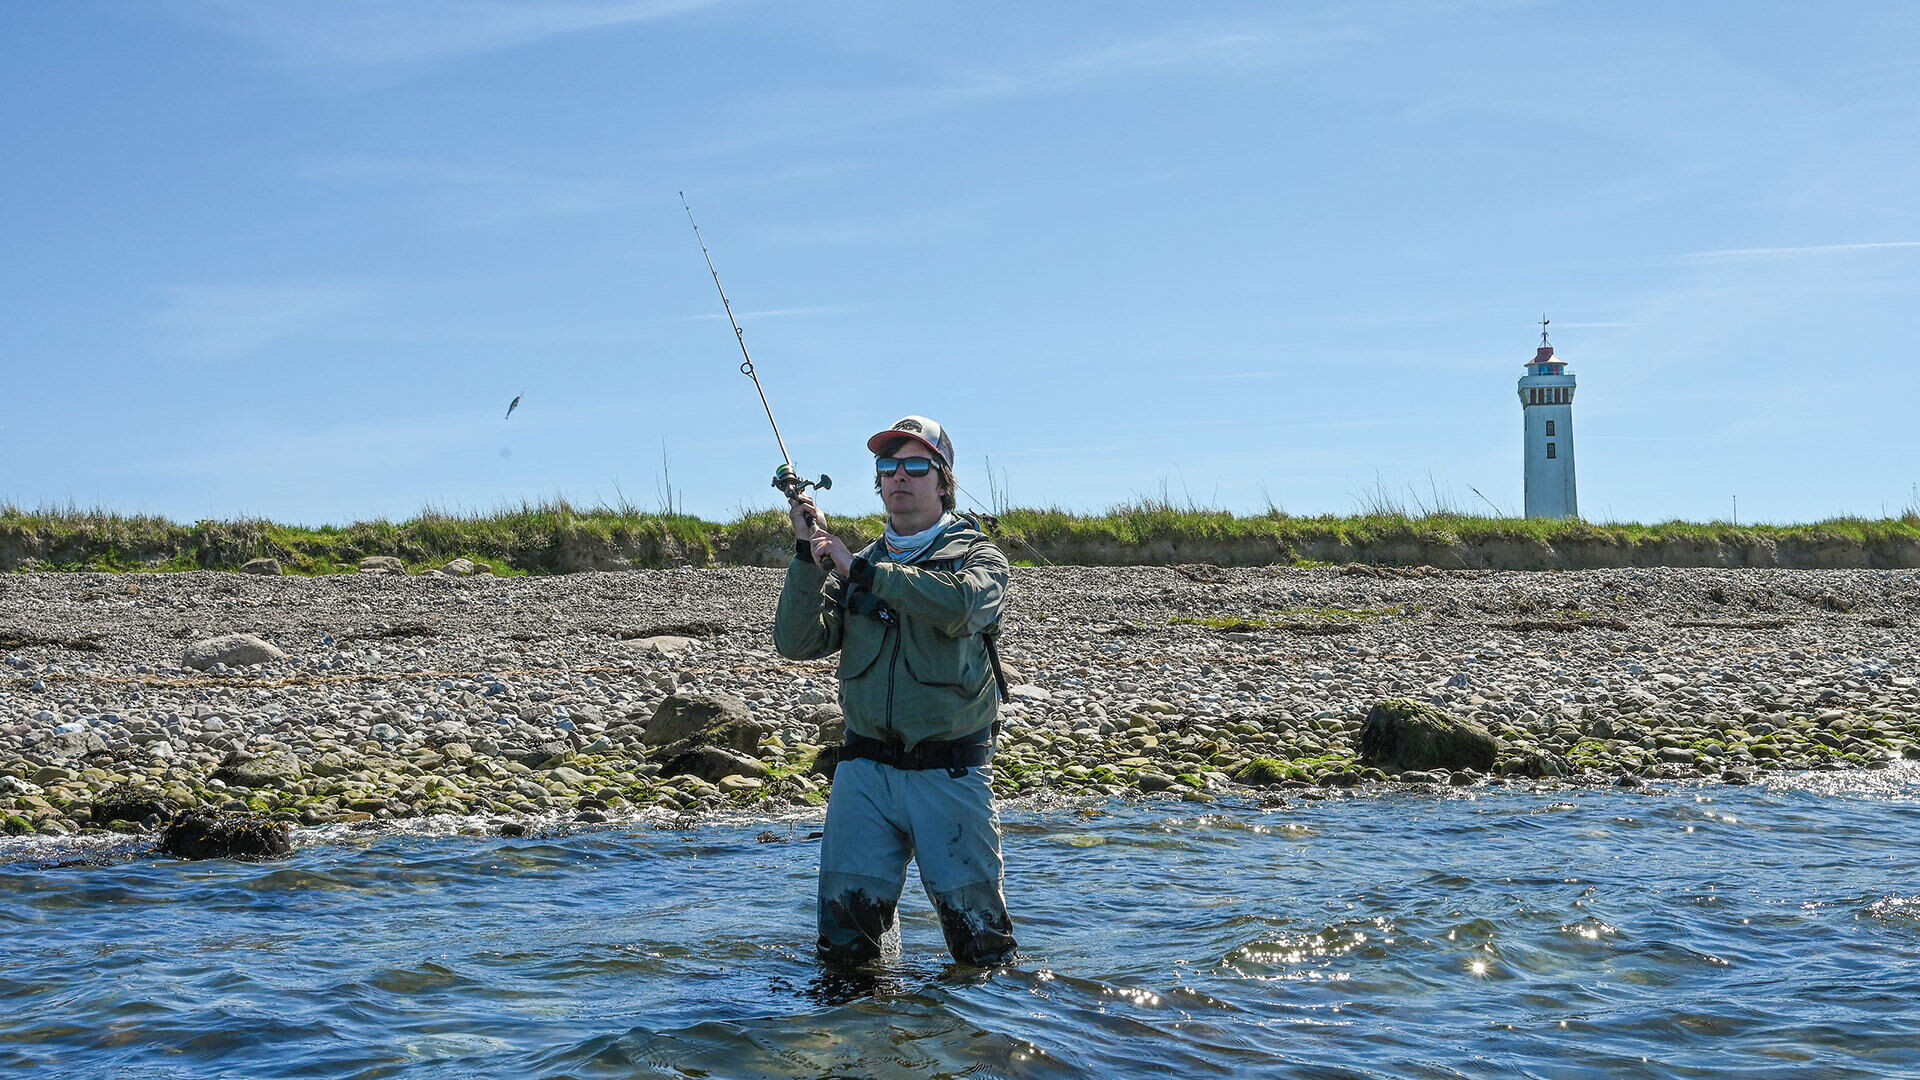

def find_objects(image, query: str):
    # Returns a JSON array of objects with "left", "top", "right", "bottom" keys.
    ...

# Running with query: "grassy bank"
[
  {"left": 6, "top": 501, "right": 1920, "bottom": 573},
  {"left": 994, "top": 505, "right": 1920, "bottom": 568}
]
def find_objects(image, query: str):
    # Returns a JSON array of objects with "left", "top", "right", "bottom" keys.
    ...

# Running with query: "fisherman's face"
[{"left": 879, "top": 439, "right": 944, "bottom": 529}]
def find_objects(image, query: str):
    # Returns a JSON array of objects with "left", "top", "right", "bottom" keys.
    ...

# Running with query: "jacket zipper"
[{"left": 884, "top": 622, "right": 901, "bottom": 739}]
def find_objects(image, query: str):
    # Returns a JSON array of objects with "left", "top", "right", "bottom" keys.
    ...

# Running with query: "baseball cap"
[{"left": 866, "top": 415, "right": 954, "bottom": 469}]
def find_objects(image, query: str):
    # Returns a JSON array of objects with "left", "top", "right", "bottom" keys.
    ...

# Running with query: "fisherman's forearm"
[{"left": 865, "top": 560, "right": 1007, "bottom": 637}]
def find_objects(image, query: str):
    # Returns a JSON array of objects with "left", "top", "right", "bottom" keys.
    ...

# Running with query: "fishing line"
[
  {"left": 679, "top": 192, "right": 831, "bottom": 515},
  {"left": 951, "top": 479, "right": 1056, "bottom": 568}
]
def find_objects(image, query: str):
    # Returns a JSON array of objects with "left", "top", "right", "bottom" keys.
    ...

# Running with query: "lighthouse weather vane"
[{"left": 1540, "top": 314, "right": 1551, "bottom": 347}]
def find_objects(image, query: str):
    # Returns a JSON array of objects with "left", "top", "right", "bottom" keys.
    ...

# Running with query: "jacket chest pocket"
[
  {"left": 837, "top": 611, "right": 886, "bottom": 680},
  {"left": 899, "top": 618, "right": 984, "bottom": 696}
]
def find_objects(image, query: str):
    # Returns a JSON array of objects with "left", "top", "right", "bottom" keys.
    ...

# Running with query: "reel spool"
[{"left": 772, "top": 463, "right": 832, "bottom": 499}]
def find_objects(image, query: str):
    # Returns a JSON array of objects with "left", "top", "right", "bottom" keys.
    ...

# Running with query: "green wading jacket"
[{"left": 773, "top": 520, "right": 1007, "bottom": 751}]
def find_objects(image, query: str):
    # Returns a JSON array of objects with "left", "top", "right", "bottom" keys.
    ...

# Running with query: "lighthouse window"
[
  {"left": 1545, "top": 420, "right": 1555, "bottom": 436},
  {"left": 1546, "top": 442, "right": 1557, "bottom": 459}
]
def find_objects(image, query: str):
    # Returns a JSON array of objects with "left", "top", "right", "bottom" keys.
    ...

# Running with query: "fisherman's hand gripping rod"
[{"left": 680, "top": 193, "right": 831, "bottom": 518}]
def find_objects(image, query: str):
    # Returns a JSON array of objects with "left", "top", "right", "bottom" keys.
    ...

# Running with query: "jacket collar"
[{"left": 863, "top": 517, "right": 983, "bottom": 563}]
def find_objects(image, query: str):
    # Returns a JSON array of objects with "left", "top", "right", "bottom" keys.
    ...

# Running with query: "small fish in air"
[{"left": 504, "top": 395, "right": 522, "bottom": 420}]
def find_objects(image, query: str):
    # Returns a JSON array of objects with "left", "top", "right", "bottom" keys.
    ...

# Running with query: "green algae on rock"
[{"left": 1357, "top": 700, "right": 1500, "bottom": 774}]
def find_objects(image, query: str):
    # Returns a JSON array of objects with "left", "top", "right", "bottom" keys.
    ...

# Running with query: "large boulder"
[
  {"left": 659, "top": 746, "right": 773, "bottom": 784},
  {"left": 238, "top": 558, "right": 282, "bottom": 576},
  {"left": 183, "top": 633, "right": 287, "bottom": 671},
  {"left": 644, "top": 693, "right": 767, "bottom": 754},
  {"left": 357, "top": 556, "right": 406, "bottom": 575},
  {"left": 159, "top": 807, "right": 293, "bottom": 861},
  {"left": 211, "top": 750, "right": 303, "bottom": 789},
  {"left": 1356, "top": 699, "right": 1499, "bottom": 774}
]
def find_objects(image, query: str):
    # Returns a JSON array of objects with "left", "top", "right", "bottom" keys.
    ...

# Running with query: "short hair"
[{"left": 873, "top": 436, "right": 957, "bottom": 512}]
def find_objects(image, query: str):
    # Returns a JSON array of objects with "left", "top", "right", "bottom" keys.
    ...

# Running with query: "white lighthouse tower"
[{"left": 1518, "top": 317, "right": 1578, "bottom": 519}]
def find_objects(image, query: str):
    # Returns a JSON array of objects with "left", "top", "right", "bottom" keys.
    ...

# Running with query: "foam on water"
[{"left": 5, "top": 768, "right": 1919, "bottom": 1079}]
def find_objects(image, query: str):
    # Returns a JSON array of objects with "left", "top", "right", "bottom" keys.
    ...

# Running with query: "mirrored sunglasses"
[{"left": 875, "top": 456, "right": 934, "bottom": 478}]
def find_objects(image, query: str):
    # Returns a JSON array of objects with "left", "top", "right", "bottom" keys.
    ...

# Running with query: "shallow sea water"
[{"left": 5, "top": 766, "right": 1919, "bottom": 1080}]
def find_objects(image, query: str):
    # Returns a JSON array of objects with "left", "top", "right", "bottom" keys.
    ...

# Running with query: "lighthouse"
[{"left": 1518, "top": 318, "right": 1578, "bottom": 519}]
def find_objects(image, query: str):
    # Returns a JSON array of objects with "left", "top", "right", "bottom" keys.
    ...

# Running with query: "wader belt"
[{"left": 840, "top": 728, "right": 995, "bottom": 776}]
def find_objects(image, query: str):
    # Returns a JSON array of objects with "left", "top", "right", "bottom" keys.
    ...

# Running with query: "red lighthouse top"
[{"left": 1527, "top": 316, "right": 1567, "bottom": 375}]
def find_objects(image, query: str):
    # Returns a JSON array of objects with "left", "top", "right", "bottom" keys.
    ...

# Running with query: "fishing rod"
[{"left": 679, "top": 192, "right": 831, "bottom": 516}]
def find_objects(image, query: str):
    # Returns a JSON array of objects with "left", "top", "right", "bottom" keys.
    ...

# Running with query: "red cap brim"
[{"left": 867, "top": 430, "right": 942, "bottom": 462}]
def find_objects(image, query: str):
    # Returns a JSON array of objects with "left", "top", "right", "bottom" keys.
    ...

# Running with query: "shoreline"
[{"left": 3, "top": 565, "right": 1917, "bottom": 842}]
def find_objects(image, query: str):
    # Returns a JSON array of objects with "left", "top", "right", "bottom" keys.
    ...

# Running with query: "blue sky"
[{"left": 5, "top": 1, "right": 1917, "bottom": 526}]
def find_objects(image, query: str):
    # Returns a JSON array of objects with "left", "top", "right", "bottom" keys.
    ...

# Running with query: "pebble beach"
[{"left": 3, "top": 563, "right": 1918, "bottom": 840}]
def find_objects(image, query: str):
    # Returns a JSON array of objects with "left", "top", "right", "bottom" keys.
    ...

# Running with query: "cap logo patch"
[{"left": 894, "top": 419, "right": 922, "bottom": 433}]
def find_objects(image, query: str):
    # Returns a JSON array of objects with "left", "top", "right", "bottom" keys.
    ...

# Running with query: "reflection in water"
[{"left": 4, "top": 771, "right": 1920, "bottom": 1079}]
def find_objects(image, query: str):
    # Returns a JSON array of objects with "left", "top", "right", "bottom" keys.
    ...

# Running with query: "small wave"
[
  {"left": 1219, "top": 915, "right": 1401, "bottom": 980},
  {"left": 1766, "top": 759, "right": 1920, "bottom": 801},
  {"left": 1865, "top": 895, "right": 1920, "bottom": 922},
  {"left": 0, "top": 831, "right": 152, "bottom": 869}
]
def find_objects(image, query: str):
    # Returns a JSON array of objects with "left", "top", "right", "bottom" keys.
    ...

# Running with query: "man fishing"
[{"left": 774, "top": 415, "right": 1017, "bottom": 967}]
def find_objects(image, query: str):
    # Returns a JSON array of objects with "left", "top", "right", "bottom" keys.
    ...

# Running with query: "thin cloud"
[
  {"left": 1003, "top": 411, "right": 1399, "bottom": 458},
  {"left": 677, "top": 15, "right": 1370, "bottom": 160},
  {"left": 306, "top": 156, "right": 632, "bottom": 223},
  {"left": 1676, "top": 241, "right": 1920, "bottom": 263},
  {"left": 1172, "top": 363, "right": 1317, "bottom": 381},
  {"left": 154, "top": 283, "right": 370, "bottom": 362},
  {"left": 1016, "top": 443, "right": 1138, "bottom": 458},
  {"left": 1584, "top": 435, "right": 1741, "bottom": 444},
  {"left": 1023, "top": 29, "right": 1294, "bottom": 91},
  {"left": 176, "top": 0, "right": 729, "bottom": 70}
]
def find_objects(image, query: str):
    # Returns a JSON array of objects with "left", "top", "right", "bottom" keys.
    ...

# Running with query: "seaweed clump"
[{"left": 158, "top": 807, "right": 293, "bottom": 861}]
